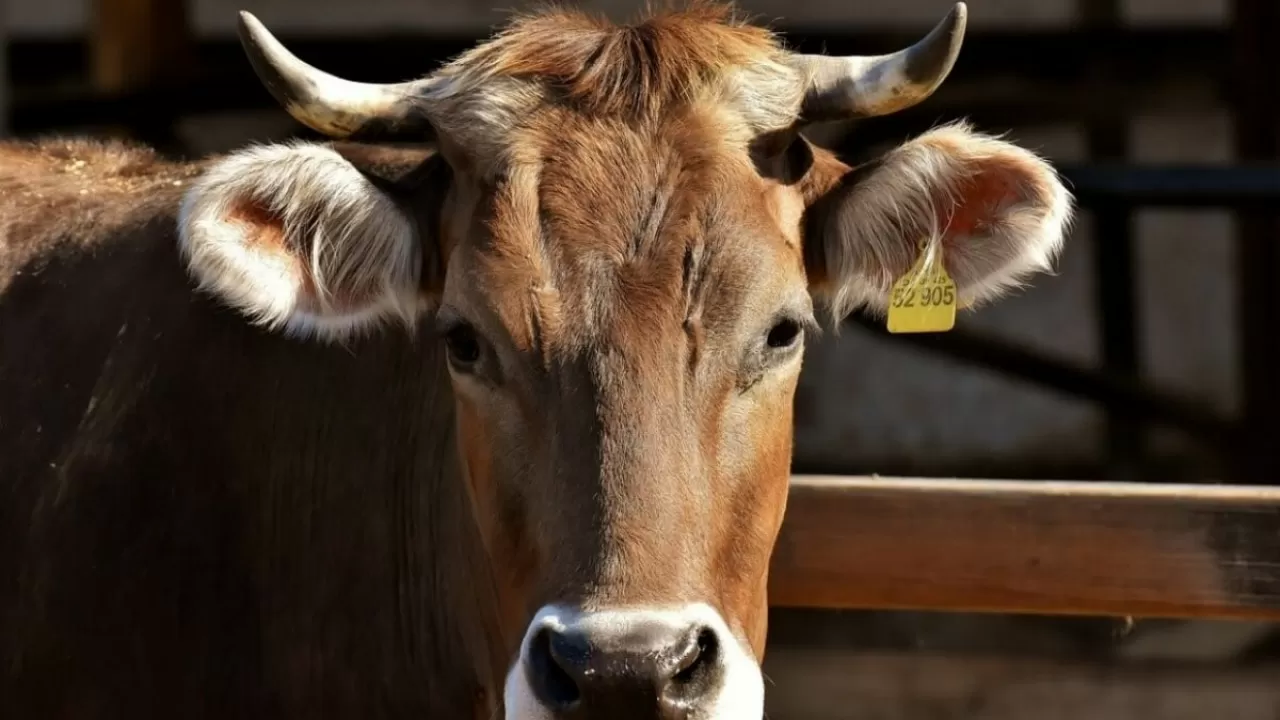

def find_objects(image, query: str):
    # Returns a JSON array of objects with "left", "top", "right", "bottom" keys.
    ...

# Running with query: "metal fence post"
[{"left": 1231, "top": 0, "right": 1280, "bottom": 486}]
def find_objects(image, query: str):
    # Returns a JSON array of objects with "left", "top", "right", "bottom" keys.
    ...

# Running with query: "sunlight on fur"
[{"left": 178, "top": 143, "right": 428, "bottom": 343}]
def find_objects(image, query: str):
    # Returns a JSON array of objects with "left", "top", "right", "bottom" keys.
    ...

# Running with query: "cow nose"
[{"left": 525, "top": 618, "right": 722, "bottom": 716}]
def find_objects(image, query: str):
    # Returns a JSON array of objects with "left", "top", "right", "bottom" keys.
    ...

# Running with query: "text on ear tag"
[{"left": 887, "top": 246, "right": 957, "bottom": 334}]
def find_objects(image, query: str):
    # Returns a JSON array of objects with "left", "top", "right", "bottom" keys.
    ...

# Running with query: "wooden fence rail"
[{"left": 771, "top": 476, "right": 1280, "bottom": 620}]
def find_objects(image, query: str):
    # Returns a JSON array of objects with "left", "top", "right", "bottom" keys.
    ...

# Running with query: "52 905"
[{"left": 891, "top": 281, "right": 955, "bottom": 309}]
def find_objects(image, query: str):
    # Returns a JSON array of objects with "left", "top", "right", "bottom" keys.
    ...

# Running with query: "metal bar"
[
  {"left": 1079, "top": 0, "right": 1144, "bottom": 481},
  {"left": 770, "top": 476, "right": 1280, "bottom": 619},
  {"left": 0, "top": 26, "right": 1230, "bottom": 135},
  {"left": 2, "top": 26, "right": 1231, "bottom": 81},
  {"left": 1091, "top": 198, "right": 1144, "bottom": 477},
  {"left": 1230, "top": 0, "right": 1280, "bottom": 487},
  {"left": 0, "top": 0, "right": 8, "bottom": 138},
  {"left": 1061, "top": 165, "right": 1280, "bottom": 207}
]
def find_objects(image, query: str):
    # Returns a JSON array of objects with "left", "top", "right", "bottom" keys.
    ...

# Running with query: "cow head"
[{"left": 177, "top": 3, "right": 1071, "bottom": 718}]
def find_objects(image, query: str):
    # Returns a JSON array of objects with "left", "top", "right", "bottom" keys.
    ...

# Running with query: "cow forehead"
[
  {"left": 422, "top": 3, "right": 805, "bottom": 166},
  {"left": 449, "top": 116, "right": 807, "bottom": 355}
]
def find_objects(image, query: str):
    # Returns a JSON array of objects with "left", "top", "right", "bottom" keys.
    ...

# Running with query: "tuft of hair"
[
  {"left": 419, "top": 0, "right": 802, "bottom": 142},
  {"left": 444, "top": 1, "right": 781, "bottom": 115},
  {"left": 178, "top": 142, "right": 427, "bottom": 344},
  {"left": 817, "top": 122, "right": 1075, "bottom": 326}
]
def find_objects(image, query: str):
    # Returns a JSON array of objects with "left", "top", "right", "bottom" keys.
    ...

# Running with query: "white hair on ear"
[
  {"left": 178, "top": 142, "right": 427, "bottom": 343},
  {"left": 818, "top": 121, "right": 1074, "bottom": 324}
]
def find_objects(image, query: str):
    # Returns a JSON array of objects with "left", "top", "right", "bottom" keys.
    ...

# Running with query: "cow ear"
[
  {"left": 178, "top": 141, "right": 441, "bottom": 343},
  {"left": 805, "top": 122, "right": 1073, "bottom": 323}
]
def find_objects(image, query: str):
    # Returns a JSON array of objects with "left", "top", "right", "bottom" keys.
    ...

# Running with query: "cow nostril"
[
  {"left": 526, "top": 614, "right": 729, "bottom": 713},
  {"left": 527, "top": 628, "right": 581, "bottom": 709},
  {"left": 671, "top": 627, "right": 719, "bottom": 686}
]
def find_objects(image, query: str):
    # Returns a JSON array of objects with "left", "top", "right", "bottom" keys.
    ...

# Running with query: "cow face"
[{"left": 177, "top": 4, "right": 1071, "bottom": 719}]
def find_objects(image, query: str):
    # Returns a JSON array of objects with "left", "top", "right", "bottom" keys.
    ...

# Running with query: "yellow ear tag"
[{"left": 886, "top": 245, "right": 958, "bottom": 334}]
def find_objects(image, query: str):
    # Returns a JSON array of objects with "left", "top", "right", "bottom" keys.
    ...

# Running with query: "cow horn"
[
  {"left": 789, "top": 2, "right": 967, "bottom": 123},
  {"left": 237, "top": 11, "right": 434, "bottom": 140}
]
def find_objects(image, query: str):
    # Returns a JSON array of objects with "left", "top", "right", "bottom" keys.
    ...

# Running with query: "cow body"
[
  {"left": 0, "top": 4, "right": 1072, "bottom": 719},
  {"left": 0, "top": 140, "right": 506, "bottom": 718}
]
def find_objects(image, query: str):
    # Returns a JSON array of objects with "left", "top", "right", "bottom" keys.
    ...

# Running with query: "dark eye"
[
  {"left": 444, "top": 323, "right": 482, "bottom": 367},
  {"left": 765, "top": 318, "right": 803, "bottom": 350}
]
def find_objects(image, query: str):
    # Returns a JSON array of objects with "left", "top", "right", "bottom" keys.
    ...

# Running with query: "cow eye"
[
  {"left": 765, "top": 318, "right": 803, "bottom": 350},
  {"left": 444, "top": 322, "right": 482, "bottom": 368}
]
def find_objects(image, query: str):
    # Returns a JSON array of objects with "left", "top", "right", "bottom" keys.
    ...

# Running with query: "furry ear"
[
  {"left": 178, "top": 142, "right": 434, "bottom": 343},
  {"left": 805, "top": 122, "right": 1074, "bottom": 322}
]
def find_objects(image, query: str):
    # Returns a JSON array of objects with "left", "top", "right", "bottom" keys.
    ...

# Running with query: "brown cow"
[{"left": 0, "top": 3, "right": 1071, "bottom": 718}]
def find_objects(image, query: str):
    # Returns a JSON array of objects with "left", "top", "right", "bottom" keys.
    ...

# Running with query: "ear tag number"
[{"left": 887, "top": 246, "right": 958, "bottom": 334}]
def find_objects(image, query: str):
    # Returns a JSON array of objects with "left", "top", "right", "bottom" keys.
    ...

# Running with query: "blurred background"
[{"left": 3, "top": 0, "right": 1279, "bottom": 717}]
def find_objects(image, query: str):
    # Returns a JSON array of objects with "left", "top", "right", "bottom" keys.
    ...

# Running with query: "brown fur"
[
  {"left": 0, "top": 138, "right": 203, "bottom": 292},
  {"left": 436, "top": 103, "right": 815, "bottom": 640},
  {"left": 0, "top": 3, "right": 1070, "bottom": 718},
  {"left": 418, "top": 10, "right": 826, "bottom": 643},
  {"left": 422, "top": 2, "right": 803, "bottom": 170},
  {"left": 443, "top": 1, "right": 784, "bottom": 117},
  {"left": 0, "top": 138, "right": 514, "bottom": 719}
]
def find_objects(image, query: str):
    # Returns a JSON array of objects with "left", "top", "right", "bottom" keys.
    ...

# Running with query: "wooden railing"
[{"left": 771, "top": 476, "right": 1280, "bottom": 620}]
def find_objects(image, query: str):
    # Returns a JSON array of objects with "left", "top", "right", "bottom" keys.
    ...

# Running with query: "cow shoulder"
[{"left": 0, "top": 139, "right": 190, "bottom": 286}]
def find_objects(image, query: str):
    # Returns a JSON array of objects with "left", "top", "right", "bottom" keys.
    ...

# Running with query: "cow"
[{"left": 0, "top": 2, "right": 1072, "bottom": 718}]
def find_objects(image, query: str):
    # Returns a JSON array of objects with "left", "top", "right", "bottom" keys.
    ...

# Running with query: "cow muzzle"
[{"left": 505, "top": 604, "right": 764, "bottom": 720}]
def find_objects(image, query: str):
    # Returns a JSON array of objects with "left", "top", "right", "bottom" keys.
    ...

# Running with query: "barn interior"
[{"left": 3, "top": 0, "right": 1279, "bottom": 717}]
